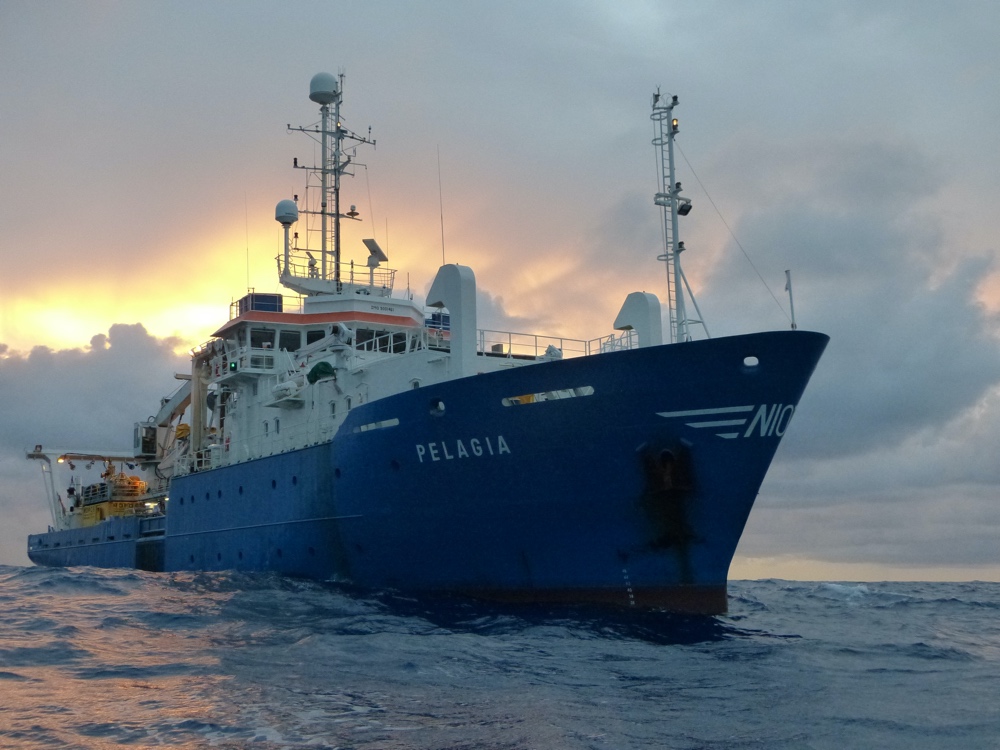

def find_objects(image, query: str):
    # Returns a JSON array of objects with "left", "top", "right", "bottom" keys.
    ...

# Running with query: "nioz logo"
[{"left": 656, "top": 404, "right": 795, "bottom": 439}]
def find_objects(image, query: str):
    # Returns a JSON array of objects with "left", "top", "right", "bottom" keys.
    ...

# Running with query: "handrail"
[{"left": 476, "top": 328, "right": 637, "bottom": 358}]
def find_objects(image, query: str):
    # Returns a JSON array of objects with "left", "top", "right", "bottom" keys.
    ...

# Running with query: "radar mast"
[{"left": 279, "top": 73, "right": 383, "bottom": 297}]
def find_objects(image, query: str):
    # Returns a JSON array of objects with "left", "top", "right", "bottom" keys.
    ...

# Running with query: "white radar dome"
[
  {"left": 275, "top": 199, "right": 299, "bottom": 225},
  {"left": 309, "top": 73, "right": 339, "bottom": 104}
]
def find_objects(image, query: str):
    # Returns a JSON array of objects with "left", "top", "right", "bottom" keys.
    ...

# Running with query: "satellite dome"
[
  {"left": 275, "top": 199, "right": 299, "bottom": 225},
  {"left": 309, "top": 73, "right": 339, "bottom": 104}
]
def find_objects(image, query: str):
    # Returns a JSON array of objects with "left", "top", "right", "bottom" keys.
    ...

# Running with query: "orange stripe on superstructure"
[{"left": 213, "top": 310, "right": 422, "bottom": 337}]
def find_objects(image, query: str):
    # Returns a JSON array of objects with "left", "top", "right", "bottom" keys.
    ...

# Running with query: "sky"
[{"left": 2, "top": 0, "right": 1000, "bottom": 580}]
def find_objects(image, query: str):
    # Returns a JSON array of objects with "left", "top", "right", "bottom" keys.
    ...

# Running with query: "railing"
[
  {"left": 229, "top": 293, "right": 303, "bottom": 321},
  {"left": 200, "top": 324, "right": 638, "bottom": 385},
  {"left": 276, "top": 253, "right": 397, "bottom": 295},
  {"left": 477, "top": 329, "right": 637, "bottom": 359}
]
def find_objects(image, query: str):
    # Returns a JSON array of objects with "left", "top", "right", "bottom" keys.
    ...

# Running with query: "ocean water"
[{"left": 0, "top": 567, "right": 998, "bottom": 750}]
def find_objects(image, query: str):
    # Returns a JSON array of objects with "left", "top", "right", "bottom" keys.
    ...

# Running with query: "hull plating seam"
[{"left": 167, "top": 513, "right": 363, "bottom": 537}]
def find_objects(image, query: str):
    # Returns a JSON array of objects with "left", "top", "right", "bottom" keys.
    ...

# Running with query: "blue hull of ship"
[{"left": 28, "top": 330, "right": 827, "bottom": 612}]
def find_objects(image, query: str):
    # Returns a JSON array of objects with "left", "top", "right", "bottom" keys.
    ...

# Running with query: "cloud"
[
  {"left": 685, "top": 134, "right": 1000, "bottom": 459},
  {"left": 0, "top": 324, "right": 186, "bottom": 451},
  {"left": 673, "top": 131, "right": 1000, "bottom": 576},
  {"left": 0, "top": 325, "right": 186, "bottom": 565}
]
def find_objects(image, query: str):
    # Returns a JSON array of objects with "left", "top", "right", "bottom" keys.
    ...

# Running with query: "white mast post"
[
  {"left": 666, "top": 106, "right": 688, "bottom": 342},
  {"left": 785, "top": 269, "right": 797, "bottom": 330},
  {"left": 319, "top": 99, "right": 329, "bottom": 281},
  {"left": 652, "top": 92, "right": 695, "bottom": 343},
  {"left": 333, "top": 74, "right": 343, "bottom": 284}
]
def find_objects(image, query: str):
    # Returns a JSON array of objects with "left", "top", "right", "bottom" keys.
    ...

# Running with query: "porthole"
[
  {"left": 271, "top": 479, "right": 277, "bottom": 489},
  {"left": 334, "top": 468, "right": 341, "bottom": 479},
  {"left": 205, "top": 492, "right": 210, "bottom": 501},
  {"left": 390, "top": 459, "right": 401, "bottom": 471},
  {"left": 217, "top": 490, "right": 222, "bottom": 499},
  {"left": 217, "top": 552, "right": 222, "bottom": 562},
  {"left": 189, "top": 555, "right": 194, "bottom": 563},
  {"left": 276, "top": 548, "right": 283, "bottom": 558},
  {"left": 238, "top": 550, "right": 243, "bottom": 560},
  {"left": 238, "top": 485, "right": 244, "bottom": 495},
  {"left": 292, "top": 475, "right": 298, "bottom": 486}
]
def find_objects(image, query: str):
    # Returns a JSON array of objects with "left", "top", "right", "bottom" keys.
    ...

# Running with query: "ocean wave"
[{"left": 2, "top": 568, "right": 1000, "bottom": 749}]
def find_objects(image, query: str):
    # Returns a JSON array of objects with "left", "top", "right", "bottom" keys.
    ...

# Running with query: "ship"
[{"left": 25, "top": 75, "right": 828, "bottom": 614}]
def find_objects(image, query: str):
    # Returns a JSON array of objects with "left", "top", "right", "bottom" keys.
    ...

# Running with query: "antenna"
[
  {"left": 363, "top": 238, "right": 388, "bottom": 285},
  {"left": 785, "top": 270, "right": 797, "bottom": 330},
  {"left": 275, "top": 199, "right": 299, "bottom": 277},
  {"left": 437, "top": 145, "right": 446, "bottom": 265},
  {"left": 245, "top": 192, "right": 250, "bottom": 289}
]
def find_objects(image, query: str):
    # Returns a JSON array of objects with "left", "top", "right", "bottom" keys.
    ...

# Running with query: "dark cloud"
[
  {"left": 0, "top": 326, "right": 186, "bottom": 564},
  {"left": 0, "top": 324, "right": 186, "bottom": 452},
  {"left": 688, "top": 135, "right": 1000, "bottom": 460}
]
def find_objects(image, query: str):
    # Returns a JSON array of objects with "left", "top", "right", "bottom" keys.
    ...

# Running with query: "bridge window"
[
  {"left": 250, "top": 328, "right": 275, "bottom": 349},
  {"left": 279, "top": 330, "right": 301, "bottom": 352}
]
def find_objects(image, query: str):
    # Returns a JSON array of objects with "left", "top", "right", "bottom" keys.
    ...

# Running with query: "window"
[
  {"left": 306, "top": 329, "right": 326, "bottom": 345},
  {"left": 355, "top": 329, "right": 374, "bottom": 349},
  {"left": 279, "top": 330, "right": 301, "bottom": 352},
  {"left": 250, "top": 328, "right": 275, "bottom": 349},
  {"left": 501, "top": 385, "right": 595, "bottom": 406}
]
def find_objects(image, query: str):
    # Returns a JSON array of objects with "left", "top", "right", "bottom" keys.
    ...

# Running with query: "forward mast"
[{"left": 651, "top": 91, "right": 707, "bottom": 343}]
